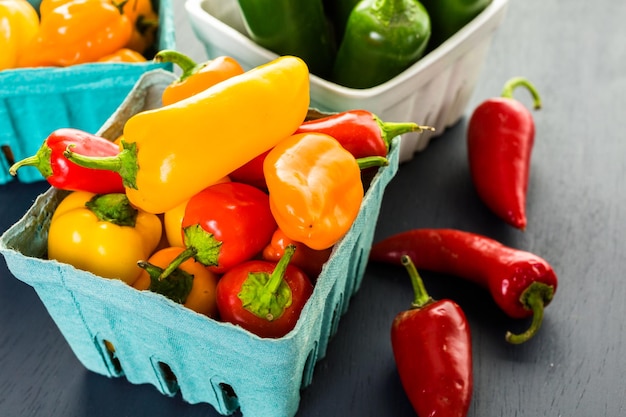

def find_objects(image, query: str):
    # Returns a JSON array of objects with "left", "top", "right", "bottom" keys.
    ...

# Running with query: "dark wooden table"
[{"left": 2, "top": 1, "right": 625, "bottom": 416}]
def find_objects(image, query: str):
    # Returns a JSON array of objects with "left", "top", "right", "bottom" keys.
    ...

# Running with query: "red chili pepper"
[
  {"left": 8, "top": 128, "right": 125, "bottom": 194},
  {"left": 392, "top": 255, "right": 473, "bottom": 417},
  {"left": 467, "top": 77, "right": 542, "bottom": 230},
  {"left": 262, "top": 227, "right": 333, "bottom": 281},
  {"left": 295, "top": 109, "right": 433, "bottom": 158},
  {"left": 158, "top": 182, "right": 277, "bottom": 277},
  {"left": 216, "top": 244, "right": 314, "bottom": 338},
  {"left": 369, "top": 228, "right": 558, "bottom": 344}
]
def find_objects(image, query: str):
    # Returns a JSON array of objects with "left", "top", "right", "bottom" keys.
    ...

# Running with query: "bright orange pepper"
[
  {"left": 97, "top": 47, "right": 147, "bottom": 63},
  {"left": 18, "top": 0, "right": 133, "bottom": 67},
  {"left": 124, "top": 0, "right": 158, "bottom": 54},
  {"left": 263, "top": 132, "right": 366, "bottom": 250},
  {"left": 0, "top": 0, "right": 39, "bottom": 70},
  {"left": 134, "top": 246, "right": 219, "bottom": 318},
  {"left": 155, "top": 50, "right": 245, "bottom": 106}
]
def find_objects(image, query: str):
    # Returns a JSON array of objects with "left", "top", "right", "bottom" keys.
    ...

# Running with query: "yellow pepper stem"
[{"left": 85, "top": 193, "right": 137, "bottom": 226}]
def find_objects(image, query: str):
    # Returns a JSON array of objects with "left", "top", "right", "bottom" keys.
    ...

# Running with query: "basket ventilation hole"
[
  {"left": 213, "top": 382, "right": 239, "bottom": 413},
  {"left": 301, "top": 344, "right": 319, "bottom": 388},
  {"left": 330, "top": 293, "right": 344, "bottom": 336},
  {"left": 156, "top": 361, "right": 179, "bottom": 396},
  {"left": 102, "top": 339, "right": 123, "bottom": 376},
  {"left": 1, "top": 145, "right": 15, "bottom": 166}
]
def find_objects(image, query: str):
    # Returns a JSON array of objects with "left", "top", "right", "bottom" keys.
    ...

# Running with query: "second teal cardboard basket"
[{"left": 0, "top": 0, "right": 176, "bottom": 185}]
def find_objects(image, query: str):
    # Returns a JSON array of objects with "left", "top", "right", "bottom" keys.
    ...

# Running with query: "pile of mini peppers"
[
  {"left": 233, "top": 0, "right": 492, "bottom": 88},
  {"left": 9, "top": 52, "right": 431, "bottom": 339},
  {"left": 0, "top": 0, "right": 159, "bottom": 70}
]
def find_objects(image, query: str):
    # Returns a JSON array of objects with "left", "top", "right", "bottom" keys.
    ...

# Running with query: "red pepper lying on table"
[
  {"left": 467, "top": 77, "right": 542, "bottom": 230},
  {"left": 392, "top": 255, "right": 473, "bottom": 417},
  {"left": 370, "top": 228, "right": 558, "bottom": 344},
  {"left": 9, "top": 128, "right": 125, "bottom": 194}
]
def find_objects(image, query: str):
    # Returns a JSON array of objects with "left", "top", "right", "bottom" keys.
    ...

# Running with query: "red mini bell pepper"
[
  {"left": 159, "top": 181, "right": 277, "bottom": 276},
  {"left": 9, "top": 128, "right": 125, "bottom": 194},
  {"left": 216, "top": 244, "right": 314, "bottom": 338},
  {"left": 370, "top": 228, "right": 558, "bottom": 344},
  {"left": 467, "top": 77, "right": 542, "bottom": 230},
  {"left": 262, "top": 227, "right": 332, "bottom": 281},
  {"left": 392, "top": 255, "right": 473, "bottom": 417}
]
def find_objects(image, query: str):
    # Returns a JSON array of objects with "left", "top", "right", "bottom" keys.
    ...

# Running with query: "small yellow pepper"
[
  {"left": 48, "top": 191, "right": 162, "bottom": 285},
  {"left": 0, "top": 0, "right": 39, "bottom": 70},
  {"left": 65, "top": 56, "right": 311, "bottom": 214},
  {"left": 18, "top": 0, "right": 133, "bottom": 67}
]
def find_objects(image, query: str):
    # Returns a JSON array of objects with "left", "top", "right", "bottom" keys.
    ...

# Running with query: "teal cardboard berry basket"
[
  {"left": 0, "top": 0, "right": 176, "bottom": 186},
  {"left": 0, "top": 70, "right": 400, "bottom": 417}
]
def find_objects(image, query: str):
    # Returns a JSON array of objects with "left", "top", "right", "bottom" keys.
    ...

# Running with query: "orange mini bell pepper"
[
  {"left": 97, "top": 47, "right": 147, "bottom": 63},
  {"left": 134, "top": 246, "right": 219, "bottom": 318},
  {"left": 155, "top": 50, "right": 245, "bottom": 105},
  {"left": 123, "top": 0, "right": 158, "bottom": 54},
  {"left": 264, "top": 132, "right": 386, "bottom": 250},
  {"left": 0, "top": 0, "right": 39, "bottom": 70},
  {"left": 64, "top": 56, "right": 311, "bottom": 214},
  {"left": 18, "top": 0, "right": 133, "bottom": 67}
]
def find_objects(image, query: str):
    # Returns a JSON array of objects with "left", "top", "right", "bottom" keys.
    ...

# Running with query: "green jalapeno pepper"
[
  {"left": 420, "top": 0, "right": 492, "bottom": 48},
  {"left": 331, "top": 0, "right": 431, "bottom": 89},
  {"left": 235, "top": 0, "right": 336, "bottom": 78}
]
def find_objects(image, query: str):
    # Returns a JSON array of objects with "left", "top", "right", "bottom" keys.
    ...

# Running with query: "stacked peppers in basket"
[
  {"left": 8, "top": 52, "right": 429, "bottom": 339},
  {"left": 0, "top": 0, "right": 160, "bottom": 70}
]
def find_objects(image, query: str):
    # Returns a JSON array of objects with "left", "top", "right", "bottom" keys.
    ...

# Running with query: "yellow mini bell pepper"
[
  {"left": 18, "top": 0, "right": 133, "bottom": 67},
  {"left": 0, "top": 0, "right": 39, "bottom": 70},
  {"left": 64, "top": 55, "right": 311, "bottom": 214},
  {"left": 48, "top": 191, "right": 162, "bottom": 285}
]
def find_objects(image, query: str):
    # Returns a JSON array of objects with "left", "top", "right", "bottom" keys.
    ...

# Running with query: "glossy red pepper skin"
[
  {"left": 392, "top": 255, "right": 473, "bottom": 417},
  {"left": 8, "top": 128, "right": 125, "bottom": 194},
  {"left": 370, "top": 228, "right": 558, "bottom": 344},
  {"left": 216, "top": 245, "right": 314, "bottom": 338},
  {"left": 181, "top": 182, "right": 277, "bottom": 274},
  {"left": 467, "top": 77, "right": 542, "bottom": 230},
  {"left": 228, "top": 149, "right": 270, "bottom": 191},
  {"left": 262, "top": 227, "right": 332, "bottom": 281}
]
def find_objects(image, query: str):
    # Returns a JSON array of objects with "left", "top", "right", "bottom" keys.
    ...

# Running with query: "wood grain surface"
[{"left": 2, "top": 1, "right": 625, "bottom": 416}]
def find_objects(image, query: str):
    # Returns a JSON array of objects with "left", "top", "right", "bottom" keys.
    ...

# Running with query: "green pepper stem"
[
  {"left": 154, "top": 50, "right": 201, "bottom": 82},
  {"left": 158, "top": 246, "right": 197, "bottom": 281},
  {"left": 85, "top": 193, "right": 138, "bottom": 227},
  {"left": 238, "top": 244, "right": 297, "bottom": 321},
  {"left": 376, "top": 114, "right": 435, "bottom": 149},
  {"left": 63, "top": 141, "right": 139, "bottom": 189},
  {"left": 401, "top": 255, "right": 433, "bottom": 309},
  {"left": 505, "top": 282, "right": 554, "bottom": 344},
  {"left": 9, "top": 143, "right": 52, "bottom": 177},
  {"left": 266, "top": 244, "right": 296, "bottom": 295},
  {"left": 501, "top": 77, "right": 542, "bottom": 110},
  {"left": 357, "top": 156, "right": 389, "bottom": 170}
]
